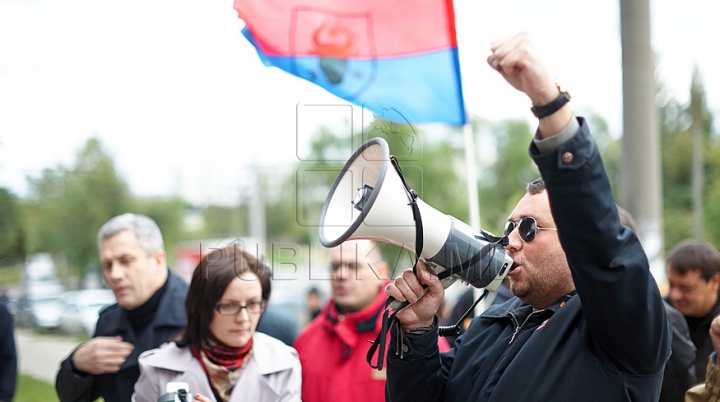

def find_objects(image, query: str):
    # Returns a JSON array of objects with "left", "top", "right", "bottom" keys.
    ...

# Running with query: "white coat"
[{"left": 132, "top": 333, "right": 301, "bottom": 402}]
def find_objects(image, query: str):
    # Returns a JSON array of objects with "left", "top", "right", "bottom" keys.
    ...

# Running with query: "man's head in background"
[
  {"left": 666, "top": 240, "right": 720, "bottom": 318},
  {"left": 330, "top": 240, "right": 389, "bottom": 313},
  {"left": 97, "top": 213, "right": 168, "bottom": 310}
]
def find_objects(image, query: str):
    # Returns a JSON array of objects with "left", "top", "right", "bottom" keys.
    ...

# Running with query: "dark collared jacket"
[
  {"left": 0, "top": 302, "right": 17, "bottom": 402},
  {"left": 386, "top": 117, "right": 671, "bottom": 402},
  {"left": 688, "top": 298, "right": 720, "bottom": 383},
  {"left": 56, "top": 271, "right": 187, "bottom": 402}
]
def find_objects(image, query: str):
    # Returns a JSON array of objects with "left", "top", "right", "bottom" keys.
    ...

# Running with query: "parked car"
[
  {"left": 59, "top": 289, "right": 116, "bottom": 336},
  {"left": 14, "top": 281, "right": 66, "bottom": 329}
]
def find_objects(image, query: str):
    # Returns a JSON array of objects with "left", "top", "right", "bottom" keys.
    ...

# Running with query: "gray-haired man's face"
[{"left": 100, "top": 230, "right": 165, "bottom": 309}]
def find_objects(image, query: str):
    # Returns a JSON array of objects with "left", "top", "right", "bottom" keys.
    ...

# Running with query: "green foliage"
[
  {"left": 0, "top": 187, "right": 25, "bottom": 259},
  {"left": 22, "top": 138, "right": 191, "bottom": 277},
  {"left": 475, "top": 118, "right": 539, "bottom": 233},
  {"left": 25, "top": 138, "right": 132, "bottom": 277},
  {"left": 132, "top": 196, "right": 188, "bottom": 256},
  {"left": 473, "top": 113, "right": 620, "bottom": 234},
  {"left": 198, "top": 205, "right": 248, "bottom": 239},
  {"left": 15, "top": 374, "right": 60, "bottom": 402},
  {"left": 659, "top": 69, "right": 718, "bottom": 251}
]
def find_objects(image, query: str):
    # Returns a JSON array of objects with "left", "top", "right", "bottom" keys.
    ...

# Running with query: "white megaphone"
[{"left": 318, "top": 137, "right": 512, "bottom": 310}]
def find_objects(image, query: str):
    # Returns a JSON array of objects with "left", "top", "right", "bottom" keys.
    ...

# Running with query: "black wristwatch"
[{"left": 530, "top": 85, "right": 571, "bottom": 119}]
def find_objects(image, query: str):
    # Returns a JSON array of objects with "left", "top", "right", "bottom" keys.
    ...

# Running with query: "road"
[{"left": 15, "top": 328, "right": 78, "bottom": 384}]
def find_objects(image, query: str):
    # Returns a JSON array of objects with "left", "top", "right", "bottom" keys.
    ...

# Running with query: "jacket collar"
[
  {"left": 323, "top": 283, "right": 389, "bottom": 333},
  {"left": 482, "top": 291, "right": 578, "bottom": 319},
  {"left": 700, "top": 296, "right": 720, "bottom": 326},
  {"left": 105, "top": 270, "right": 188, "bottom": 334},
  {"left": 142, "top": 333, "right": 296, "bottom": 375}
]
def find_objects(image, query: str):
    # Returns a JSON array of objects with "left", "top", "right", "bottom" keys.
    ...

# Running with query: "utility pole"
[
  {"left": 691, "top": 67, "right": 704, "bottom": 240},
  {"left": 620, "top": 0, "right": 666, "bottom": 286}
]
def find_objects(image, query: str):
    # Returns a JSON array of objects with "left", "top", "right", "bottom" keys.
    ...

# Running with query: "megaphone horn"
[{"left": 318, "top": 137, "right": 512, "bottom": 307}]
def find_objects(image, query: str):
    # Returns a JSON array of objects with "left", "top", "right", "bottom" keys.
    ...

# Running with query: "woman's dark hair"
[{"left": 175, "top": 243, "right": 271, "bottom": 349}]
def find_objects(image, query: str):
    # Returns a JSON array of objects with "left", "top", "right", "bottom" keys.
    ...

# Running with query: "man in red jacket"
[{"left": 294, "top": 239, "right": 449, "bottom": 402}]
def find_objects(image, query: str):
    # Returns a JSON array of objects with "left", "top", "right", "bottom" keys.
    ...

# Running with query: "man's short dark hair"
[
  {"left": 667, "top": 240, "right": 720, "bottom": 282},
  {"left": 526, "top": 178, "right": 546, "bottom": 195}
]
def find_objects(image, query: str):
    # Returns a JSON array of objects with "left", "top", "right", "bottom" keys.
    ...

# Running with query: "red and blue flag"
[{"left": 234, "top": 0, "right": 467, "bottom": 125}]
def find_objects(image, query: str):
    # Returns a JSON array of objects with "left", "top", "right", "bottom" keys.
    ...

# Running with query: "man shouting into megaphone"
[{"left": 385, "top": 33, "right": 671, "bottom": 402}]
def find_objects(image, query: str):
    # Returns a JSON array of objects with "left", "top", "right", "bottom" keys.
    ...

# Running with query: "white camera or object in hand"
[{"left": 157, "top": 382, "right": 193, "bottom": 402}]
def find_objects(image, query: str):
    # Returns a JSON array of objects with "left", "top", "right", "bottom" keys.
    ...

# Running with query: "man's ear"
[
  {"left": 711, "top": 272, "right": 720, "bottom": 287},
  {"left": 153, "top": 250, "right": 167, "bottom": 270}
]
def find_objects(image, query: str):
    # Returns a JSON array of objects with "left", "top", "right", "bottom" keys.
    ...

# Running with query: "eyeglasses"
[
  {"left": 504, "top": 217, "right": 557, "bottom": 243},
  {"left": 214, "top": 301, "right": 266, "bottom": 316}
]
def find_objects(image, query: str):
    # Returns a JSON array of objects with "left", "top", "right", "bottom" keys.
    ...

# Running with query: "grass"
[
  {"left": 15, "top": 374, "right": 59, "bottom": 402},
  {"left": 15, "top": 374, "right": 104, "bottom": 402}
]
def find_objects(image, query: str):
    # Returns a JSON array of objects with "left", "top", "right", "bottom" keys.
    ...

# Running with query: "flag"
[{"left": 234, "top": 0, "right": 467, "bottom": 125}]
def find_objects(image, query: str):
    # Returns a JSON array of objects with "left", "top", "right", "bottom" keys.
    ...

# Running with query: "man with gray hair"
[{"left": 56, "top": 213, "right": 188, "bottom": 402}]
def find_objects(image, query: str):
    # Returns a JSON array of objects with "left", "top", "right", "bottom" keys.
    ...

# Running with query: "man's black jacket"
[
  {"left": 56, "top": 271, "right": 187, "bottom": 402},
  {"left": 386, "top": 118, "right": 672, "bottom": 402},
  {"left": 0, "top": 302, "right": 17, "bottom": 402}
]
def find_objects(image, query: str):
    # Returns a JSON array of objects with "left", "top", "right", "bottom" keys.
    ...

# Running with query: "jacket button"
[
  {"left": 402, "top": 345, "right": 409, "bottom": 353},
  {"left": 561, "top": 152, "right": 574, "bottom": 164}
]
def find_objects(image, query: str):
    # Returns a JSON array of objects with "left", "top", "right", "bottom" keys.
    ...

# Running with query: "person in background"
[
  {"left": 305, "top": 287, "right": 322, "bottom": 323},
  {"left": 256, "top": 305, "right": 299, "bottom": 347},
  {"left": 294, "top": 239, "right": 449, "bottom": 402},
  {"left": 618, "top": 206, "right": 697, "bottom": 402},
  {"left": 666, "top": 240, "right": 720, "bottom": 386},
  {"left": 686, "top": 315, "right": 720, "bottom": 401},
  {"left": 0, "top": 301, "right": 17, "bottom": 402},
  {"left": 132, "top": 244, "right": 301, "bottom": 402},
  {"left": 56, "top": 213, "right": 188, "bottom": 402}
]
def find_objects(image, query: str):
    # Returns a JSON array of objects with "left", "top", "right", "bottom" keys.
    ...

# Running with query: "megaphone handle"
[
  {"left": 389, "top": 287, "right": 426, "bottom": 311},
  {"left": 389, "top": 275, "right": 458, "bottom": 311}
]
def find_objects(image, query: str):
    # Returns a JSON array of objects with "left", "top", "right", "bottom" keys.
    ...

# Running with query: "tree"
[
  {"left": 0, "top": 187, "right": 24, "bottom": 260},
  {"left": 475, "top": 113, "right": 620, "bottom": 233},
  {"left": 659, "top": 71, "right": 718, "bottom": 251},
  {"left": 25, "top": 138, "right": 132, "bottom": 277},
  {"left": 475, "top": 118, "right": 539, "bottom": 233},
  {"left": 133, "top": 195, "right": 188, "bottom": 262}
]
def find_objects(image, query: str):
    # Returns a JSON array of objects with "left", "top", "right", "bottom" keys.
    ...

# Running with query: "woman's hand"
[{"left": 194, "top": 393, "right": 212, "bottom": 402}]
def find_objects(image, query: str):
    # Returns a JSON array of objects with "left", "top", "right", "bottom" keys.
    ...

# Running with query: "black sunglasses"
[{"left": 504, "top": 217, "right": 557, "bottom": 243}]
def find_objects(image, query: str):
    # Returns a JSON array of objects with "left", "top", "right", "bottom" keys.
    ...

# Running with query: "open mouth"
[{"left": 509, "top": 262, "right": 519, "bottom": 272}]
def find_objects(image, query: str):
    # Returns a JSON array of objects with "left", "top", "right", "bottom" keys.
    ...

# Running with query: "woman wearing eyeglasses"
[{"left": 131, "top": 244, "right": 301, "bottom": 402}]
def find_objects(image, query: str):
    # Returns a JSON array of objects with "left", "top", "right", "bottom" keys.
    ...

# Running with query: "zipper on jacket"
[{"left": 508, "top": 310, "right": 545, "bottom": 345}]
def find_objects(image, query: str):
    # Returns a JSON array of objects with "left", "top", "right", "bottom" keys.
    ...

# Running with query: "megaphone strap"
[
  {"left": 389, "top": 156, "right": 424, "bottom": 265},
  {"left": 438, "top": 242, "right": 499, "bottom": 280},
  {"left": 437, "top": 289, "right": 489, "bottom": 337},
  {"left": 366, "top": 155, "right": 425, "bottom": 371}
]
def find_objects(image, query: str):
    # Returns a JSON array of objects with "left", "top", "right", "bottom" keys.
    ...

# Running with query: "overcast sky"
[{"left": 0, "top": 0, "right": 718, "bottom": 206}]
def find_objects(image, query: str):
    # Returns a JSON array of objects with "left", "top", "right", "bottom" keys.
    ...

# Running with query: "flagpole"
[
  {"left": 463, "top": 119, "right": 491, "bottom": 316},
  {"left": 463, "top": 120, "right": 481, "bottom": 229}
]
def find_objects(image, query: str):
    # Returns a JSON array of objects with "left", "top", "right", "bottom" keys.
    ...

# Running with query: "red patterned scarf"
[
  {"left": 192, "top": 339, "right": 254, "bottom": 402},
  {"left": 202, "top": 338, "right": 253, "bottom": 371}
]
